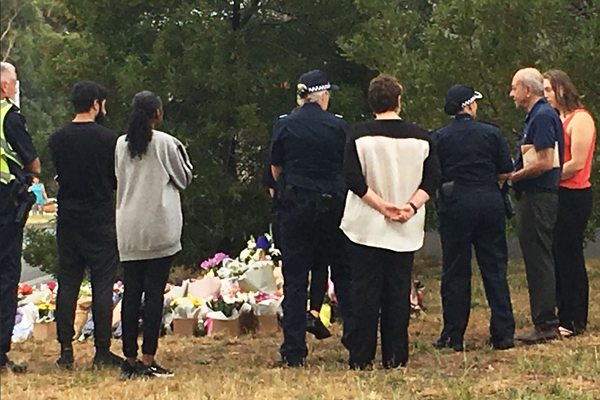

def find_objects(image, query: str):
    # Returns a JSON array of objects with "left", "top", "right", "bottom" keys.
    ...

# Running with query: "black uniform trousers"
[
  {"left": 516, "top": 191, "right": 559, "bottom": 330},
  {"left": 553, "top": 187, "right": 592, "bottom": 334},
  {"left": 347, "top": 242, "right": 413, "bottom": 369},
  {"left": 55, "top": 217, "right": 119, "bottom": 350},
  {"left": 271, "top": 210, "right": 328, "bottom": 314},
  {"left": 278, "top": 196, "right": 353, "bottom": 364},
  {"left": 439, "top": 187, "right": 515, "bottom": 345},
  {"left": 121, "top": 256, "right": 172, "bottom": 358},
  {"left": 0, "top": 185, "right": 24, "bottom": 365}
]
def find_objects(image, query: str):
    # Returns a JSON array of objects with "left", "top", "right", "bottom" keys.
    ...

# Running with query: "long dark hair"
[
  {"left": 543, "top": 69, "right": 583, "bottom": 114},
  {"left": 126, "top": 91, "right": 162, "bottom": 159}
]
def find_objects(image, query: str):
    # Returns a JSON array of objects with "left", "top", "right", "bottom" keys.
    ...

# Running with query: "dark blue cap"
[
  {"left": 297, "top": 70, "right": 339, "bottom": 97},
  {"left": 444, "top": 84, "right": 483, "bottom": 115}
]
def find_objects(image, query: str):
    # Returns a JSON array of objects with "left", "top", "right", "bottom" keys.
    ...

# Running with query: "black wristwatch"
[{"left": 409, "top": 202, "right": 418, "bottom": 214}]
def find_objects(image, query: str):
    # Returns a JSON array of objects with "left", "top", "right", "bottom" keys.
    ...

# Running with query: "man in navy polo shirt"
[{"left": 509, "top": 67, "right": 564, "bottom": 344}]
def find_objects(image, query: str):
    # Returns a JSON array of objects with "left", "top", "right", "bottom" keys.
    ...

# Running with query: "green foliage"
[
  {"left": 22, "top": 226, "right": 60, "bottom": 278},
  {"left": 5, "top": 0, "right": 600, "bottom": 275}
]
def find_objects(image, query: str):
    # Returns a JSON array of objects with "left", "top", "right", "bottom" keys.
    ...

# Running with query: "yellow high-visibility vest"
[{"left": 1, "top": 99, "right": 24, "bottom": 184}]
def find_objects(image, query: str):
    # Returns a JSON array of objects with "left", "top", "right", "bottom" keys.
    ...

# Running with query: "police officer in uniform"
[
  {"left": 1, "top": 62, "right": 40, "bottom": 373},
  {"left": 432, "top": 85, "right": 515, "bottom": 351},
  {"left": 270, "top": 70, "right": 353, "bottom": 366}
]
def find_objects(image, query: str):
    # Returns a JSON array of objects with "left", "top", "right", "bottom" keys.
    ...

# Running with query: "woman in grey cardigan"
[{"left": 116, "top": 91, "right": 193, "bottom": 379}]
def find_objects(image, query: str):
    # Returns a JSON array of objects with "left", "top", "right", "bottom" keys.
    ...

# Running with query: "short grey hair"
[
  {"left": 521, "top": 73, "right": 544, "bottom": 96},
  {"left": 0, "top": 62, "right": 15, "bottom": 74},
  {"left": 297, "top": 90, "right": 327, "bottom": 106}
]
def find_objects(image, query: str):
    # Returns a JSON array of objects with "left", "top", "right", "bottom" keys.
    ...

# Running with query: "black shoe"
[
  {"left": 1, "top": 359, "right": 27, "bottom": 374},
  {"left": 275, "top": 353, "right": 304, "bottom": 368},
  {"left": 515, "top": 327, "right": 560, "bottom": 345},
  {"left": 120, "top": 360, "right": 143, "bottom": 380},
  {"left": 433, "top": 336, "right": 463, "bottom": 352},
  {"left": 146, "top": 362, "right": 174, "bottom": 378},
  {"left": 484, "top": 337, "right": 514, "bottom": 350},
  {"left": 56, "top": 347, "right": 74, "bottom": 370},
  {"left": 349, "top": 362, "right": 373, "bottom": 371},
  {"left": 306, "top": 313, "right": 332, "bottom": 340},
  {"left": 93, "top": 350, "right": 124, "bottom": 368}
]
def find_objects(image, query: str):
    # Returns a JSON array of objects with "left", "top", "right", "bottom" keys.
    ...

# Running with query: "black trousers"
[
  {"left": 55, "top": 218, "right": 119, "bottom": 349},
  {"left": 278, "top": 199, "right": 353, "bottom": 364},
  {"left": 272, "top": 211, "right": 328, "bottom": 313},
  {"left": 121, "top": 256, "right": 172, "bottom": 358},
  {"left": 347, "top": 242, "right": 413, "bottom": 369},
  {"left": 517, "top": 191, "right": 559, "bottom": 330},
  {"left": 308, "top": 252, "right": 328, "bottom": 312},
  {"left": 439, "top": 188, "right": 515, "bottom": 345},
  {"left": 553, "top": 187, "right": 592, "bottom": 334},
  {"left": 0, "top": 194, "right": 24, "bottom": 364}
]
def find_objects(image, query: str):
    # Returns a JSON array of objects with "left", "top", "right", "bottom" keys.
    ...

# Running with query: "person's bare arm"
[
  {"left": 27, "top": 158, "right": 41, "bottom": 174},
  {"left": 271, "top": 165, "right": 283, "bottom": 182},
  {"left": 361, "top": 188, "right": 403, "bottom": 220},
  {"left": 398, "top": 188, "right": 431, "bottom": 222},
  {"left": 42, "top": 185, "right": 49, "bottom": 203},
  {"left": 562, "top": 112, "right": 595, "bottom": 180},
  {"left": 497, "top": 172, "right": 513, "bottom": 184},
  {"left": 511, "top": 147, "right": 554, "bottom": 183}
]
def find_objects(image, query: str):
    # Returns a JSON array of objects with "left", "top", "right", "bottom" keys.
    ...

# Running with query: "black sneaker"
[
  {"left": 93, "top": 350, "right": 124, "bottom": 368},
  {"left": 1, "top": 359, "right": 27, "bottom": 374},
  {"left": 433, "top": 336, "right": 464, "bottom": 352},
  {"left": 306, "top": 313, "right": 332, "bottom": 340},
  {"left": 56, "top": 347, "right": 74, "bottom": 370},
  {"left": 120, "top": 360, "right": 143, "bottom": 380},
  {"left": 484, "top": 337, "right": 514, "bottom": 350},
  {"left": 145, "top": 362, "right": 174, "bottom": 377}
]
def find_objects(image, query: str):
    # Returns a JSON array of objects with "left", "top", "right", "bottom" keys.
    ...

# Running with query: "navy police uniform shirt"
[
  {"left": 432, "top": 114, "right": 513, "bottom": 186},
  {"left": 269, "top": 102, "right": 347, "bottom": 195},
  {"left": 1, "top": 104, "right": 38, "bottom": 212},
  {"left": 4, "top": 105, "right": 38, "bottom": 172},
  {"left": 513, "top": 97, "right": 564, "bottom": 193}
]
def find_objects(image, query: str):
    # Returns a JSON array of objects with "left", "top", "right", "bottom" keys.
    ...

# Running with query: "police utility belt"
[
  {"left": 276, "top": 172, "right": 344, "bottom": 211},
  {"left": 435, "top": 180, "right": 514, "bottom": 219}
]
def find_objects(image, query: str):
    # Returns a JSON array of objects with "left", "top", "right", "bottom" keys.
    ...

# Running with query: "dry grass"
[{"left": 2, "top": 258, "right": 600, "bottom": 400}]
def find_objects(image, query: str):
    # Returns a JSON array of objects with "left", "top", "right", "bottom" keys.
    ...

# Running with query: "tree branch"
[{"left": 1, "top": 3, "right": 26, "bottom": 44}]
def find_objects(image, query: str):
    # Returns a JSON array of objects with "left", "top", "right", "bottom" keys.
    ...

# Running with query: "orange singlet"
[{"left": 560, "top": 109, "right": 596, "bottom": 189}]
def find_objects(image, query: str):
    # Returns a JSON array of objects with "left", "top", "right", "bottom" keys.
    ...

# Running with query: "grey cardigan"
[{"left": 115, "top": 130, "right": 193, "bottom": 261}]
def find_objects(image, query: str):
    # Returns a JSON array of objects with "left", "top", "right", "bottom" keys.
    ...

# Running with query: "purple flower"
[
  {"left": 200, "top": 259, "right": 212, "bottom": 270},
  {"left": 212, "top": 252, "right": 229, "bottom": 265},
  {"left": 256, "top": 236, "right": 270, "bottom": 250}
]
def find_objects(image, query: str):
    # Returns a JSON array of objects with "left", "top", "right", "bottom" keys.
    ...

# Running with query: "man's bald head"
[
  {"left": 512, "top": 67, "right": 544, "bottom": 96},
  {"left": 510, "top": 67, "right": 544, "bottom": 111},
  {"left": 1, "top": 62, "right": 18, "bottom": 100}
]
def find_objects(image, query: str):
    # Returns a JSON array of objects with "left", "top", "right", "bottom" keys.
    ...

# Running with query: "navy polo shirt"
[
  {"left": 432, "top": 114, "right": 513, "bottom": 186},
  {"left": 269, "top": 103, "right": 347, "bottom": 195},
  {"left": 513, "top": 98, "right": 564, "bottom": 193}
]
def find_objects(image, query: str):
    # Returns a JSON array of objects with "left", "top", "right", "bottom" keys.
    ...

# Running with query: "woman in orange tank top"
[{"left": 543, "top": 69, "right": 596, "bottom": 337}]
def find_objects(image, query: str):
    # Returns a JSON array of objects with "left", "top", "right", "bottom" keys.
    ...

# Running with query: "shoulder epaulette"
[
  {"left": 479, "top": 120, "right": 499, "bottom": 128},
  {"left": 278, "top": 114, "right": 288, "bottom": 119},
  {"left": 334, "top": 114, "right": 344, "bottom": 119}
]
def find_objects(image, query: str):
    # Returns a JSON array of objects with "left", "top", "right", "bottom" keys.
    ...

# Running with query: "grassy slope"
[{"left": 2, "top": 259, "right": 599, "bottom": 400}]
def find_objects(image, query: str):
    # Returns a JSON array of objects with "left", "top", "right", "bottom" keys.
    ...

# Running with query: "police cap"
[
  {"left": 444, "top": 84, "right": 483, "bottom": 115},
  {"left": 297, "top": 70, "right": 339, "bottom": 98}
]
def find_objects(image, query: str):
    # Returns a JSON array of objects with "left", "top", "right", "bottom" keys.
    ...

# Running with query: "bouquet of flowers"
[
  {"left": 207, "top": 292, "right": 249, "bottom": 319},
  {"left": 36, "top": 292, "right": 56, "bottom": 322},
  {"left": 216, "top": 258, "right": 248, "bottom": 279},
  {"left": 79, "top": 281, "right": 92, "bottom": 298},
  {"left": 169, "top": 295, "right": 203, "bottom": 319},
  {"left": 239, "top": 235, "right": 281, "bottom": 265},
  {"left": 249, "top": 292, "right": 282, "bottom": 316},
  {"left": 200, "top": 252, "right": 229, "bottom": 277}
]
